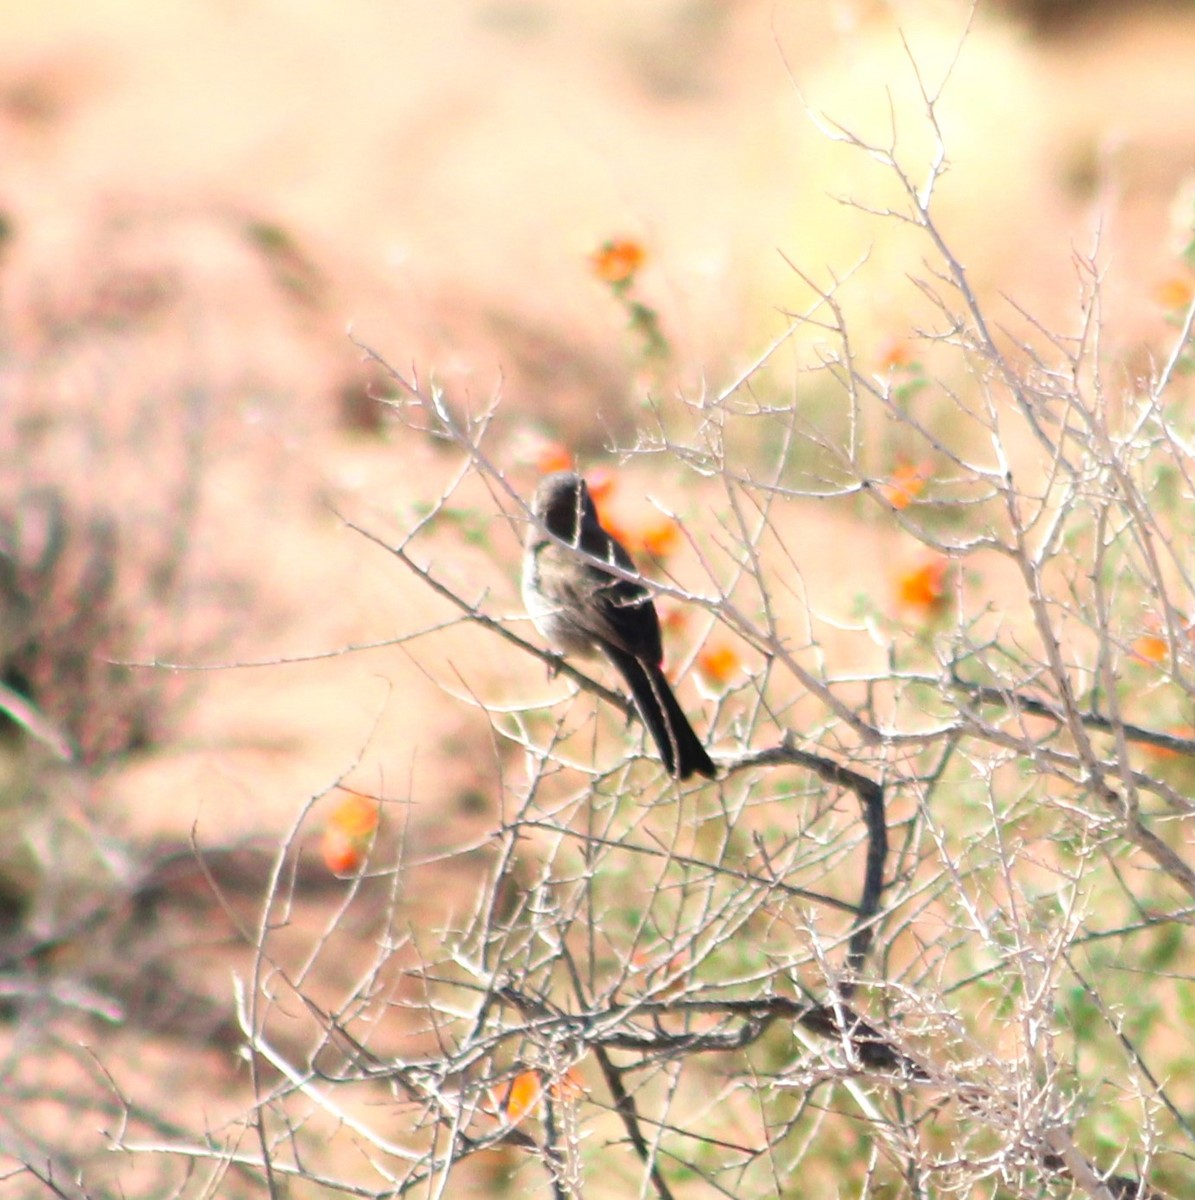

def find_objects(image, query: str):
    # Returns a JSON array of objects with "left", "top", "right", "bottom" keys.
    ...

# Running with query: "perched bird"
[{"left": 522, "top": 471, "right": 716, "bottom": 780}]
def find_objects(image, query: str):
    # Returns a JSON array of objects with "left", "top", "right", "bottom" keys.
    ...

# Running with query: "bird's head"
[{"left": 531, "top": 471, "right": 597, "bottom": 542}]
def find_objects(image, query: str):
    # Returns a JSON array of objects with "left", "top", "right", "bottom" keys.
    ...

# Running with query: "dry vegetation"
[{"left": 2, "top": 2, "right": 1195, "bottom": 1198}]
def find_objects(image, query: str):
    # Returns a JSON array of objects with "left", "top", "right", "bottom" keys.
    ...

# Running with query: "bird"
[{"left": 522, "top": 471, "right": 716, "bottom": 780}]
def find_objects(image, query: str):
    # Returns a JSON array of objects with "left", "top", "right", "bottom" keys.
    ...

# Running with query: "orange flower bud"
[
  {"left": 697, "top": 641, "right": 742, "bottom": 689},
  {"left": 320, "top": 792, "right": 379, "bottom": 875},
  {"left": 880, "top": 460, "right": 932, "bottom": 510},
  {"left": 590, "top": 238, "right": 646, "bottom": 285},
  {"left": 895, "top": 557, "right": 950, "bottom": 614},
  {"left": 639, "top": 515, "right": 682, "bottom": 559},
  {"left": 1155, "top": 275, "right": 1195, "bottom": 310}
]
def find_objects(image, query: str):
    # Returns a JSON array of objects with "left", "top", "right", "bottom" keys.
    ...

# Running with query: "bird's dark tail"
[{"left": 605, "top": 648, "right": 716, "bottom": 780}]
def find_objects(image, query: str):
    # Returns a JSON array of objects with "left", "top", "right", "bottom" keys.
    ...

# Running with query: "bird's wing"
[{"left": 582, "top": 559, "right": 665, "bottom": 666}]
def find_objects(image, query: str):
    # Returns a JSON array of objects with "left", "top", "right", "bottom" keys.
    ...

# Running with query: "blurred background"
[{"left": 1, "top": 0, "right": 1194, "bottom": 1191}]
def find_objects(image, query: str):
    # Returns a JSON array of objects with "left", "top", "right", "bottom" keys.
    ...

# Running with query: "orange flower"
[
  {"left": 534, "top": 439, "right": 573, "bottom": 475},
  {"left": 1144, "top": 723, "right": 1195, "bottom": 762},
  {"left": 502, "top": 1070, "right": 541, "bottom": 1121},
  {"left": 876, "top": 336, "right": 915, "bottom": 370},
  {"left": 588, "top": 477, "right": 683, "bottom": 560},
  {"left": 895, "top": 556, "right": 950, "bottom": 614},
  {"left": 321, "top": 828, "right": 364, "bottom": 874},
  {"left": 590, "top": 238, "right": 646, "bottom": 285},
  {"left": 697, "top": 640, "right": 742, "bottom": 689},
  {"left": 1131, "top": 614, "right": 1195, "bottom": 667},
  {"left": 500, "top": 1068, "right": 585, "bottom": 1120},
  {"left": 598, "top": 512, "right": 636, "bottom": 554},
  {"left": 331, "top": 792, "right": 380, "bottom": 838},
  {"left": 586, "top": 467, "right": 618, "bottom": 505},
  {"left": 511, "top": 432, "right": 572, "bottom": 474},
  {"left": 1155, "top": 275, "right": 1195, "bottom": 311},
  {"left": 1131, "top": 633, "right": 1169, "bottom": 666},
  {"left": 639, "top": 515, "right": 682, "bottom": 559},
  {"left": 552, "top": 1068, "right": 585, "bottom": 1103},
  {"left": 880, "top": 460, "right": 931, "bottom": 510},
  {"left": 660, "top": 605, "right": 691, "bottom": 636},
  {"left": 320, "top": 791, "right": 379, "bottom": 875}
]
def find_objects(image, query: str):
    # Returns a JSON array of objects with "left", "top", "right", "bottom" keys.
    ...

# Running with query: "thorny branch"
[{"left": 322, "top": 350, "right": 1176, "bottom": 1196}]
